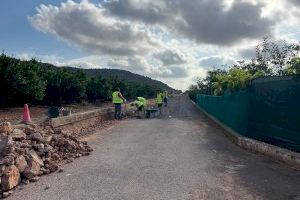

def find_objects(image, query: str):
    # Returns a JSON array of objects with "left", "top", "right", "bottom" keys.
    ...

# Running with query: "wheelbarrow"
[
  {"left": 146, "top": 108, "right": 158, "bottom": 118},
  {"left": 47, "top": 107, "right": 71, "bottom": 118}
]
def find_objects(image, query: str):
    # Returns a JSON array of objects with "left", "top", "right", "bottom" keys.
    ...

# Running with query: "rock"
[
  {"left": 0, "top": 155, "right": 15, "bottom": 166},
  {"left": 2, "top": 191, "right": 10, "bottom": 198},
  {"left": 53, "top": 129, "right": 62, "bottom": 134},
  {"left": 42, "top": 136, "right": 53, "bottom": 144},
  {"left": 29, "top": 176, "right": 39, "bottom": 182},
  {"left": 51, "top": 153, "right": 61, "bottom": 161},
  {"left": 47, "top": 162, "right": 58, "bottom": 173},
  {"left": 86, "top": 146, "right": 93, "bottom": 152},
  {"left": 65, "top": 158, "right": 74, "bottom": 164},
  {"left": 0, "top": 165, "right": 6, "bottom": 176},
  {"left": 1, "top": 165, "right": 20, "bottom": 191},
  {"left": 22, "top": 179, "right": 29, "bottom": 185},
  {"left": 34, "top": 143, "right": 44, "bottom": 152},
  {"left": 0, "top": 120, "right": 94, "bottom": 194},
  {"left": 0, "top": 122, "right": 13, "bottom": 135},
  {"left": 40, "top": 167, "right": 47, "bottom": 174},
  {"left": 82, "top": 152, "right": 91, "bottom": 156},
  {"left": 43, "top": 145, "right": 53, "bottom": 153},
  {"left": 11, "top": 129, "right": 26, "bottom": 140},
  {"left": 30, "top": 132, "right": 43, "bottom": 142},
  {"left": 5, "top": 155, "right": 14, "bottom": 166},
  {"left": 57, "top": 167, "right": 64, "bottom": 173},
  {"left": 19, "top": 142, "right": 31, "bottom": 148},
  {"left": 23, "top": 160, "right": 40, "bottom": 180},
  {"left": 75, "top": 153, "right": 81, "bottom": 158},
  {"left": 29, "top": 124, "right": 38, "bottom": 129},
  {"left": 44, "top": 158, "right": 51, "bottom": 164},
  {"left": 24, "top": 127, "right": 35, "bottom": 135},
  {"left": 0, "top": 136, "right": 13, "bottom": 156},
  {"left": 27, "top": 150, "right": 44, "bottom": 167},
  {"left": 15, "top": 156, "right": 27, "bottom": 173}
]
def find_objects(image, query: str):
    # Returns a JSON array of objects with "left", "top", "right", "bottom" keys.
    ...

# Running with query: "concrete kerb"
[
  {"left": 191, "top": 100, "right": 300, "bottom": 168},
  {"left": 50, "top": 107, "right": 114, "bottom": 128}
]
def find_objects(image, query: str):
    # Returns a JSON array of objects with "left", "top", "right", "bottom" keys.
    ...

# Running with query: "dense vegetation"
[
  {"left": 0, "top": 54, "right": 174, "bottom": 108},
  {"left": 188, "top": 38, "right": 300, "bottom": 100}
]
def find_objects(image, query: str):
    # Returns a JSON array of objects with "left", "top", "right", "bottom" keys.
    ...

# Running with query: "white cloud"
[
  {"left": 199, "top": 56, "right": 236, "bottom": 68},
  {"left": 104, "top": 0, "right": 275, "bottom": 45},
  {"left": 28, "top": 0, "right": 300, "bottom": 90},
  {"left": 29, "top": 0, "right": 157, "bottom": 56},
  {"left": 153, "top": 50, "right": 186, "bottom": 66}
]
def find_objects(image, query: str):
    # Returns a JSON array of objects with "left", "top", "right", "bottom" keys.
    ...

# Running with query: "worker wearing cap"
[
  {"left": 112, "top": 88, "right": 126, "bottom": 120},
  {"left": 156, "top": 90, "right": 163, "bottom": 115}
]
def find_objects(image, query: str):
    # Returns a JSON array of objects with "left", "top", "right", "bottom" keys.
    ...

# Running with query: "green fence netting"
[
  {"left": 196, "top": 90, "right": 249, "bottom": 135},
  {"left": 248, "top": 76, "right": 300, "bottom": 152},
  {"left": 196, "top": 75, "right": 300, "bottom": 152}
]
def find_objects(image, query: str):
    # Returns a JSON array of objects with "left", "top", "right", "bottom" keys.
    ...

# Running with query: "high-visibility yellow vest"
[
  {"left": 137, "top": 97, "right": 147, "bottom": 106},
  {"left": 112, "top": 91, "right": 123, "bottom": 104},
  {"left": 134, "top": 100, "right": 144, "bottom": 108},
  {"left": 156, "top": 93, "right": 163, "bottom": 104}
]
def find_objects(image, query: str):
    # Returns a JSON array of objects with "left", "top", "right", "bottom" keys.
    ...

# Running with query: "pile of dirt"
[{"left": 0, "top": 122, "right": 93, "bottom": 198}]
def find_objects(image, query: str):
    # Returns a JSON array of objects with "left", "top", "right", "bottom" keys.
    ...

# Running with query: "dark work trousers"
[{"left": 114, "top": 103, "right": 122, "bottom": 120}]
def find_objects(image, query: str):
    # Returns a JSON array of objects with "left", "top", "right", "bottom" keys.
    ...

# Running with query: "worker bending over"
[
  {"left": 131, "top": 97, "right": 146, "bottom": 118},
  {"left": 137, "top": 97, "right": 147, "bottom": 113},
  {"left": 112, "top": 88, "right": 126, "bottom": 120}
]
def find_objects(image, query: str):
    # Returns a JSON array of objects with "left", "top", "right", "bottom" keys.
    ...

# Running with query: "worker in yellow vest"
[
  {"left": 112, "top": 88, "right": 126, "bottom": 120},
  {"left": 156, "top": 90, "right": 163, "bottom": 115},
  {"left": 131, "top": 98, "right": 145, "bottom": 118},
  {"left": 136, "top": 97, "right": 147, "bottom": 109}
]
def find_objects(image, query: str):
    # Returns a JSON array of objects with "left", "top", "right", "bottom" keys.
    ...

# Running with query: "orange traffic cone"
[{"left": 22, "top": 104, "right": 31, "bottom": 123}]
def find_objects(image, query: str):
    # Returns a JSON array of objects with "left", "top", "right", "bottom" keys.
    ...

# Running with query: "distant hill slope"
[
  {"left": 64, "top": 67, "right": 175, "bottom": 91},
  {"left": 4, "top": 55, "right": 174, "bottom": 91},
  {"left": 1, "top": 54, "right": 178, "bottom": 108}
]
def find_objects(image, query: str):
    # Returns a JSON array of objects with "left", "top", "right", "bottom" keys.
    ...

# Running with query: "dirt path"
[{"left": 11, "top": 95, "right": 300, "bottom": 200}]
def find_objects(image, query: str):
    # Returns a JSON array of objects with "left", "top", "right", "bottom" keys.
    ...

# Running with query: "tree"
[
  {"left": 286, "top": 57, "right": 300, "bottom": 75},
  {"left": 255, "top": 37, "right": 300, "bottom": 75},
  {"left": 0, "top": 54, "right": 172, "bottom": 107}
]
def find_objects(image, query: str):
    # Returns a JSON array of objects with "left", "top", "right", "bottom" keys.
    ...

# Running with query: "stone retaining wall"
[{"left": 49, "top": 108, "right": 115, "bottom": 137}]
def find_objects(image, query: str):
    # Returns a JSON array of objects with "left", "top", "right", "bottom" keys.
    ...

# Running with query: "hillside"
[
  {"left": 0, "top": 54, "right": 175, "bottom": 107},
  {"left": 64, "top": 67, "right": 174, "bottom": 91}
]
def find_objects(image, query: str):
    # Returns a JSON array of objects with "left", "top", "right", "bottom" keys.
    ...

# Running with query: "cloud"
[
  {"left": 238, "top": 48, "right": 256, "bottom": 60},
  {"left": 108, "top": 56, "right": 189, "bottom": 78},
  {"left": 104, "top": 0, "right": 274, "bottom": 45},
  {"left": 29, "top": 0, "right": 157, "bottom": 56},
  {"left": 27, "top": 0, "right": 300, "bottom": 90},
  {"left": 165, "top": 66, "right": 188, "bottom": 78},
  {"left": 103, "top": 0, "right": 171, "bottom": 24},
  {"left": 107, "top": 56, "right": 150, "bottom": 72},
  {"left": 289, "top": 0, "right": 300, "bottom": 7},
  {"left": 199, "top": 56, "right": 235, "bottom": 68},
  {"left": 153, "top": 50, "right": 186, "bottom": 66}
]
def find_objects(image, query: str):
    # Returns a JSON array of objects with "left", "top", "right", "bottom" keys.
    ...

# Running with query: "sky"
[{"left": 1, "top": 0, "right": 300, "bottom": 90}]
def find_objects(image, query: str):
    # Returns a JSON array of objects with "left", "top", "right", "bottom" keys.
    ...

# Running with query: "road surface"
[{"left": 12, "top": 95, "right": 300, "bottom": 200}]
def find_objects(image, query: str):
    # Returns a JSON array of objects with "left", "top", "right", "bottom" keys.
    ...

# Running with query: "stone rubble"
[{"left": 0, "top": 122, "right": 93, "bottom": 198}]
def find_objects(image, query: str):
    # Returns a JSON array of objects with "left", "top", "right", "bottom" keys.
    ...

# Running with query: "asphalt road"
[{"left": 12, "top": 95, "right": 300, "bottom": 200}]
